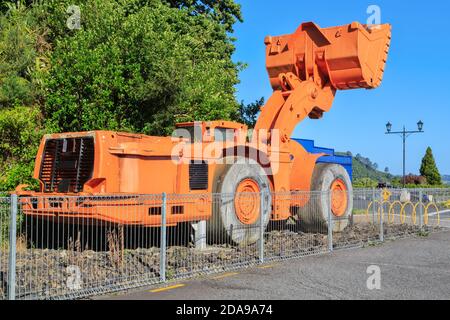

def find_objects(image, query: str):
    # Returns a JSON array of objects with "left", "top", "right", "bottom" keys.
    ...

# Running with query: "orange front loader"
[{"left": 17, "top": 21, "right": 391, "bottom": 245}]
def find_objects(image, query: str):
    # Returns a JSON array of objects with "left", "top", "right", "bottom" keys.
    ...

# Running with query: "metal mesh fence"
[
  {"left": 0, "top": 197, "right": 10, "bottom": 300},
  {"left": 349, "top": 188, "right": 446, "bottom": 241},
  {"left": 332, "top": 189, "right": 380, "bottom": 250},
  {"left": 165, "top": 193, "right": 261, "bottom": 281},
  {"left": 0, "top": 188, "right": 448, "bottom": 300},
  {"left": 14, "top": 194, "right": 163, "bottom": 300},
  {"left": 417, "top": 188, "right": 450, "bottom": 228},
  {"left": 264, "top": 192, "right": 328, "bottom": 261}
]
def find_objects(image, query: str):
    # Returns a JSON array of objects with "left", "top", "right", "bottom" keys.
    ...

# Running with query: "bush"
[
  {"left": 0, "top": 106, "right": 42, "bottom": 191},
  {"left": 404, "top": 175, "right": 427, "bottom": 185},
  {"left": 353, "top": 178, "right": 378, "bottom": 188},
  {"left": 443, "top": 200, "right": 450, "bottom": 209}
]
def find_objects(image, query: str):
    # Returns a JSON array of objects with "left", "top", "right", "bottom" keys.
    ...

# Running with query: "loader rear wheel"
[
  {"left": 297, "top": 164, "right": 353, "bottom": 233},
  {"left": 208, "top": 157, "right": 272, "bottom": 246}
]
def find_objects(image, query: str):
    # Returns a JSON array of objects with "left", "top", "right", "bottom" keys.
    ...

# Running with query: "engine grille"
[
  {"left": 189, "top": 161, "right": 208, "bottom": 190},
  {"left": 39, "top": 137, "right": 95, "bottom": 193}
]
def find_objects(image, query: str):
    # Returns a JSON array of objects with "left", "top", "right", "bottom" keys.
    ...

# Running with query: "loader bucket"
[
  {"left": 265, "top": 21, "right": 392, "bottom": 91},
  {"left": 320, "top": 22, "right": 392, "bottom": 90}
]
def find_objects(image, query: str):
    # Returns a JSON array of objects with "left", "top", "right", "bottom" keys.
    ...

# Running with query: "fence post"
[
  {"left": 372, "top": 188, "right": 376, "bottom": 224},
  {"left": 8, "top": 194, "right": 18, "bottom": 300},
  {"left": 328, "top": 190, "right": 333, "bottom": 252},
  {"left": 379, "top": 197, "right": 384, "bottom": 243},
  {"left": 259, "top": 190, "right": 265, "bottom": 264},
  {"left": 193, "top": 220, "right": 207, "bottom": 250},
  {"left": 418, "top": 189, "right": 423, "bottom": 228},
  {"left": 160, "top": 193, "right": 167, "bottom": 282}
]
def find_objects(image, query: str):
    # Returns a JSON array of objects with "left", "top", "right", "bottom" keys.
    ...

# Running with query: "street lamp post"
[{"left": 385, "top": 121, "right": 424, "bottom": 188}]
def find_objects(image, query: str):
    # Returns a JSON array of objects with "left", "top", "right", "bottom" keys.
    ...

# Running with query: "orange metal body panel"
[
  {"left": 19, "top": 195, "right": 211, "bottom": 226},
  {"left": 18, "top": 21, "right": 391, "bottom": 225}
]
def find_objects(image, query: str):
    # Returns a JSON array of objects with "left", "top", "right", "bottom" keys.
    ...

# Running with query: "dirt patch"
[{"left": 334, "top": 223, "right": 441, "bottom": 247}]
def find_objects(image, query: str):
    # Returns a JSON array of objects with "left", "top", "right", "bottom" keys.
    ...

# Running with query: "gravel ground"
[{"left": 0, "top": 222, "right": 441, "bottom": 300}]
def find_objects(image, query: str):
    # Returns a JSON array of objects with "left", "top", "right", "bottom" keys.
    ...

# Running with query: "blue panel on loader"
[{"left": 292, "top": 138, "right": 353, "bottom": 180}]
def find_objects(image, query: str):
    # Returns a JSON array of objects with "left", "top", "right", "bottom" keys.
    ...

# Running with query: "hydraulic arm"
[
  {"left": 254, "top": 21, "right": 392, "bottom": 194},
  {"left": 255, "top": 21, "right": 391, "bottom": 141}
]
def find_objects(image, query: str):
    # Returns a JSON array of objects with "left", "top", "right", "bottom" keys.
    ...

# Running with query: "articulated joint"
[{"left": 278, "top": 72, "right": 302, "bottom": 92}]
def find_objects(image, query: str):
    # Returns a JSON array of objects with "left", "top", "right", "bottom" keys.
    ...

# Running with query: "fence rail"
[{"left": 0, "top": 187, "right": 448, "bottom": 300}]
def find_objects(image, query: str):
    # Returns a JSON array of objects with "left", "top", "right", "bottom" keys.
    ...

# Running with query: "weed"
[{"left": 417, "top": 229, "right": 430, "bottom": 237}]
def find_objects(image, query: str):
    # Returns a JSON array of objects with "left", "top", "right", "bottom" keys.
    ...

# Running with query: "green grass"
[
  {"left": 365, "top": 240, "right": 382, "bottom": 247},
  {"left": 441, "top": 200, "right": 450, "bottom": 209},
  {"left": 352, "top": 209, "right": 367, "bottom": 216}
]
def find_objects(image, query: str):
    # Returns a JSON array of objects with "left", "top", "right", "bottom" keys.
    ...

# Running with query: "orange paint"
[
  {"left": 234, "top": 178, "right": 261, "bottom": 225},
  {"left": 331, "top": 179, "right": 348, "bottom": 217},
  {"left": 17, "top": 21, "right": 391, "bottom": 226}
]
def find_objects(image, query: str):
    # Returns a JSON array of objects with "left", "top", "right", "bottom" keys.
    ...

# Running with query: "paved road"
[{"left": 101, "top": 230, "right": 450, "bottom": 300}]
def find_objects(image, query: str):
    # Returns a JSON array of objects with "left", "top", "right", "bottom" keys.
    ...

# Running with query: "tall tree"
[
  {"left": 420, "top": 147, "right": 442, "bottom": 185},
  {"left": 236, "top": 97, "right": 264, "bottom": 128},
  {"left": 0, "top": 1, "right": 49, "bottom": 108},
  {"left": 165, "top": 0, "right": 242, "bottom": 32}
]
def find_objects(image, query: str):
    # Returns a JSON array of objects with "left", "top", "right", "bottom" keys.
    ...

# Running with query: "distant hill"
[
  {"left": 352, "top": 157, "right": 392, "bottom": 182},
  {"left": 443, "top": 175, "right": 450, "bottom": 185},
  {"left": 336, "top": 152, "right": 392, "bottom": 183},
  {"left": 335, "top": 151, "right": 448, "bottom": 186}
]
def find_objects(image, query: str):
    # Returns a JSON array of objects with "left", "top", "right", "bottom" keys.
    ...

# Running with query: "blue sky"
[{"left": 232, "top": 0, "right": 450, "bottom": 176}]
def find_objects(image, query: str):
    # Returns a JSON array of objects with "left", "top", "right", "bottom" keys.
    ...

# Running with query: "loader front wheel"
[
  {"left": 297, "top": 163, "right": 353, "bottom": 233},
  {"left": 208, "top": 157, "right": 272, "bottom": 246}
]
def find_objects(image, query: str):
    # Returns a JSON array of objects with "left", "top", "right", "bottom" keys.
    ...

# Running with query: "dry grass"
[
  {"left": 66, "top": 231, "right": 83, "bottom": 266},
  {"left": 16, "top": 234, "right": 27, "bottom": 253},
  {"left": 106, "top": 225, "right": 124, "bottom": 270}
]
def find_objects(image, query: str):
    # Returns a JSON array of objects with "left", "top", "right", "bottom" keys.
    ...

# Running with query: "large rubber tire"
[
  {"left": 297, "top": 164, "right": 353, "bottom": 233},
  {"left": 207, "top": 157, "right": 272, "bottom": 246}
]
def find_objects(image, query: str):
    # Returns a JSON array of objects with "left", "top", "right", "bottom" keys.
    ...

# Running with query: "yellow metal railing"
[{"left": 365, "top": 200, "right": 440, "bottom": 227}]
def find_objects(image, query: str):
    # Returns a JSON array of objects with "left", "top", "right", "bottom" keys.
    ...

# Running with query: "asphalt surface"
[{"left": 101, "top": 230, "right": 450, "bottom": 300}]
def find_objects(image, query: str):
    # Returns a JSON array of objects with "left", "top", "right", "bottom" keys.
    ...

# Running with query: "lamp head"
[
  {"left": 386, "top": 122, "right": 392, "bottom": 133},
  {"left": 417, "top": 120, "right": 424, "bottom": 132}
]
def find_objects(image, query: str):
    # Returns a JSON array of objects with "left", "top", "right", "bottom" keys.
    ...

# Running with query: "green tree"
[
  {"left": 0, "top": 0, "right": 34, "bottom": 14},
  {"left": 0, "top": 0, "right": 243, "bottom": 191},
  {"left": 0, "top": 1, "right": 49, "bottom": 191},
  {"left": 420, "top": 147, "right": 442, "bottom": 185},
  {"left": 44, "top": 0, "right": 241, "bottom": 135},
  {"left": 165, "top": 0, "right": 242, "bottom": 32},
  {"left": 0, "top": 1, "right": 49, "bottom": 108},
  {"left": 235, "top": 97, "right": 264, "bottom": 128}
]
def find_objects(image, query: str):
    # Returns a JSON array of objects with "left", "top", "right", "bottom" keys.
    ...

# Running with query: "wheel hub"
[
  {"left": 234, "top": 178, "right": 261, "bottom": 225},
  {"left": 331, "top": 179, "right": 348, "bottom": 217}
]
